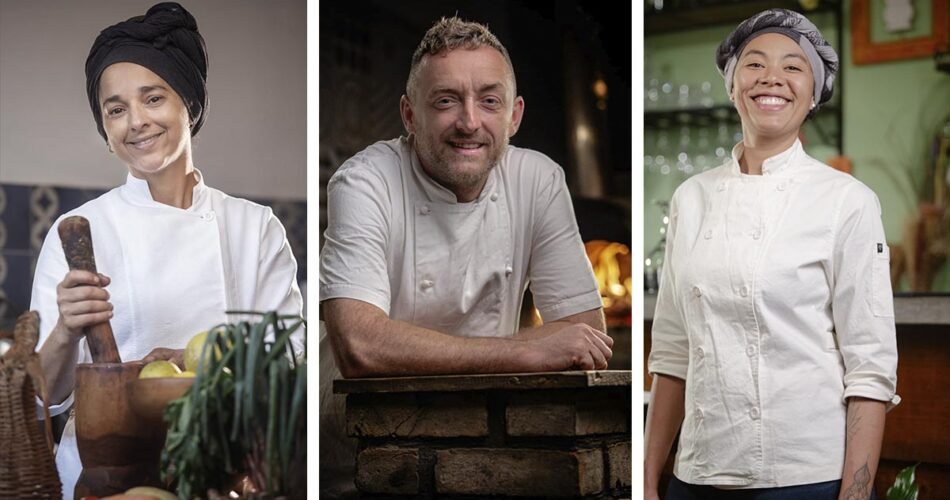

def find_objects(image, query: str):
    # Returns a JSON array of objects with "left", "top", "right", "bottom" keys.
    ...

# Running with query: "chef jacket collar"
[
  {"left": 120, "top": 168, "right": 210, "bottom": 211},
  {"left": 408, "top": 138, "right": 499, "bottom": 204},
  {"left": 730, "top": 138, "right": 803, "bottom": 177}
]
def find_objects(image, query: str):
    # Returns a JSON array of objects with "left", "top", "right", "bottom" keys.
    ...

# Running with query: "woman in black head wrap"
[
  {"left": 30, "top": 4, "right": 303, "bottom": 498},
  {"left": 645, "top": 9, "right": 897, "bottom": 500}
]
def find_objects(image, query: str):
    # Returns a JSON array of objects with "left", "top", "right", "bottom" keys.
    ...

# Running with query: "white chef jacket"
[
  {"left": 30, "top": 171, "right": 303, "bottom": 499},
  {"left": 649, "top": 140, "right": 899, "bottom": 488},
  {"left": 319, "top": 137, "right": 601, "bottom": 337}
]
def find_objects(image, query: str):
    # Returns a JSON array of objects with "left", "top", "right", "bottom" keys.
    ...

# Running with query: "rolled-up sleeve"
[
  {"left": 831, "top": 183, "right": 900, "bottom": 409},
  {"left": 319, "top": 162, "right": 393, "bottom": 315},
  {"left": 648, "top": 193, "right": 690, "bottom": 381}
]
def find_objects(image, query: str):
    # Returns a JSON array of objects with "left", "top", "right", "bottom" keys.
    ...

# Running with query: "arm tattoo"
[{"left": 842, "top": 461, "right": 872, "bottom": 500}]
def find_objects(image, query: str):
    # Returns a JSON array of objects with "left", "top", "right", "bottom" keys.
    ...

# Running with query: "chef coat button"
[
  {"left": 505, "top": 266, "right": 513, "bottom": 276},
  {"left": 694, "top": 408, "right": 704, "bottom": 419},
  {"left": 202, "top": 211, "right": 215, "bottom": 221},
  {"left": 739, "top": 286, "right": 749, "bottom": 297},
  {"left": 420, "top": 279, "right": 434, "bottom": 290},
  {"left": 490, "top": 193, "right": 498, "bottom": 202},
  {"left": 419, "top": 205, "right": 430, "bottom": 215},
  {"left": 692, "top": 286, "right": 702, "bottom": 297},
  {"left": 750, "top": 406, "right": 761, "bottom": 419},
  {"left": 777, "top": 181, "right": 787, "bottom": 191},
  {"left": 696, "top": 347, "right": 705, "bottom": 358},
  {"left": 746, "top": 345, "right": 757, "bottom": 357},
  {"left": 752, "top": 230, "right": 762, "bottom": 240},
  {"left": 703, "top": 229, "right": 713, "bottom": 239},
  {"left": 717, "top": 183, "right": 726, "bottom": 192}
]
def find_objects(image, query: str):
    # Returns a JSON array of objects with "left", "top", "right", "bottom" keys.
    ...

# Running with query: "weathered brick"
[
  {"left": 506, "top": 389, "right": 629, "bottom": 436},
  {"left": 355, "top": 447, "right": 420, "bottom": 494},
  {"left": 606, "top": 441, "right": 631, "bottom": 489},
  {"left": 435, "top": 448, "right": 603, "bottom": 496},
  {"left": 347, "top": 392, "right": 488, "bottom": 437}
]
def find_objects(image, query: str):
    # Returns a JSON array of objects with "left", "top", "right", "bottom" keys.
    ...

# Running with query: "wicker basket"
[{"left": 0, "top": 311, "right": 62, "bottom": 498}]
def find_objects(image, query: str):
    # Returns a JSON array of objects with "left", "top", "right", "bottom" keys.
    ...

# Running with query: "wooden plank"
[
  {"left": 881, "top": 325, "right": 950, "bottom": 465},
  {"left": 334, "top": 370, "right": 631, "bottom": 394}
]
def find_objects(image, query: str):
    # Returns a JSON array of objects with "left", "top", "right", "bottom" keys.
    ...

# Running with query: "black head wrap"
[
  {"left": 85, "top": 2, "right": 208, "bottom": 141},
  {"left": 715, "top": 8, "right": 838, "bottom": 110}
]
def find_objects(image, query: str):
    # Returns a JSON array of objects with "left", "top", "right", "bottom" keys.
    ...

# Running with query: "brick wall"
[{"left": 335, "top": 371, "right": 632, "bottom": 498}]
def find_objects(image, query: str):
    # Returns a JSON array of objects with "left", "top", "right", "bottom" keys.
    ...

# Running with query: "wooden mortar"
[{"left": 73, "top": 361, "right": 166, "bottom": 497}]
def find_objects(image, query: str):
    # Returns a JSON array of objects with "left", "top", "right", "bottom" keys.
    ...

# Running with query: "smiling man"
[{"left": 320, "top": 17, "right": 610, "bottom": 378}]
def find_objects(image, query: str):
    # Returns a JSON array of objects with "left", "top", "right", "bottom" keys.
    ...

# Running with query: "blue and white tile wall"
[{"left": 0, "top": 182, "right": 306, "bottom": 330}]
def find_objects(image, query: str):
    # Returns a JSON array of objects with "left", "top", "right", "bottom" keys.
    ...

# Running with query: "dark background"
[{"left": 319, "top": 0, "right": 632, "bottom": 242}]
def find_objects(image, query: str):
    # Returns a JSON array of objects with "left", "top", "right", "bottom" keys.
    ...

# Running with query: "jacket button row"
[
  {"left": 746, "top": 344, "right": 757, "bottom": 357},
  {"left": 749, "top": 406, "right": 760, "bottom": 419},
  {"left": 739, "top": 286, "right": 749, "bottom": 297}
]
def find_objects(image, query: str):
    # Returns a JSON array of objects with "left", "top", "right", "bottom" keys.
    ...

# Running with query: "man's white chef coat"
[
  {"left": 319, "top": 137, "right": 602, "bottom": 337},
  {"left": 649, "top": 140, "right": 899, "bottom": 488},
  {"left": 30, "top": 171, "right": 303, "bottom": 499}
]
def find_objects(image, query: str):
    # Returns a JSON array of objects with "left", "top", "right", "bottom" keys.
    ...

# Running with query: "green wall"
[{"left": 644, "top": 5, "right": 950, "bottom": 291}]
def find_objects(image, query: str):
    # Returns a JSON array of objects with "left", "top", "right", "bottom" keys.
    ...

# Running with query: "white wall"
[{"left": 0, "top": 0, "right": 306, "bottom": 201}]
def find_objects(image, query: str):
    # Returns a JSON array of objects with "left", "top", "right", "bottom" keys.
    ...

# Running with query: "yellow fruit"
[
  {"left": 139, "top": 360, "right": 182, "bottom": 379},
  {"left": 184, "top": 331, "right": 222, "bottom": 372},
  {"left": 175, "top": 370, "right": 196, "bottom": 378},
  {"left": 125, "top": 486, "right": 177, "bottom": 500}
]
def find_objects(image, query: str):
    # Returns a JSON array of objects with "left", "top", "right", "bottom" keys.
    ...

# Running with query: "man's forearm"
[
  {"left": 323, "top": 299, "right": 611, "bottom": 378},
  {"left": 515, "top": 308, "right": 606, "bottom": 340},
  {"left": 839, "top": 397, "right": 886, "bottom": 500}
]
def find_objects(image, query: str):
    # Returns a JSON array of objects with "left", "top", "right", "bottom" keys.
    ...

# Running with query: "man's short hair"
[{"left": 406, "top": 16, "right": 516, "bottom": 100}]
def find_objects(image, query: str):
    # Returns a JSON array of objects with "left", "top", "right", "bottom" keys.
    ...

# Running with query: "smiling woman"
[
  {"left": 645, "top": 8, "right": 898, "bottom": 500},
  {"left": 27, "top": 3, "right": 304, "bottom": 498},
  {"left": 98, "top": 63, "right": 193, "bottom": 188}
]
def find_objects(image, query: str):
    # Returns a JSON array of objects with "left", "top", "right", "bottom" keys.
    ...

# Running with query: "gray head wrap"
[{"left": 715, "top": 9, "right": 838, "bottom": 110}]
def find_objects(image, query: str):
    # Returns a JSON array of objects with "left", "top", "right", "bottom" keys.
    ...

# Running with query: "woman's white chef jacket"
[
  {"left": 648, "top": 140, "right": 899, "bottom": 488},
  {"left": 30, "top": 171, "right": 303, "bottom": 499},
  {"left": 319, "top": 137, "right": 602, "bottom": 337}
]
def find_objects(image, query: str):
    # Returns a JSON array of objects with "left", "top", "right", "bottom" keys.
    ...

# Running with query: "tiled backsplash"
[{"left": 0, "top": 182, "right": 306, "bottom": 329}]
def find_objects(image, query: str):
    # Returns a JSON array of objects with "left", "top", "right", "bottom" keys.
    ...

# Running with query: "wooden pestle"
[{"left": 58, "top": 216, "right": 122, "bottom": 363}]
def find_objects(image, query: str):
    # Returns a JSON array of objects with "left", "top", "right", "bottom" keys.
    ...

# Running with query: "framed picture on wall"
[{"left": 852, "top": 0, "right": 949, "bottom": 65}]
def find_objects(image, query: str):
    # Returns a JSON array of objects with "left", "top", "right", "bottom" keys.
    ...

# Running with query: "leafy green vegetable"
[
  {"left": 886, "top": 463, "right": 919, "bottom": 500},
  {"left": 161, "top": 311, "right": 306, "bottom": 499}
]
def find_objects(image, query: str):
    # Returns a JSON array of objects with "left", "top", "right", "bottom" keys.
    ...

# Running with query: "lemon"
[
  {"left": 184, "top": 331, "right": 222, "bottom": 372},
  {"left": 175, "top": 370, "right": 196, "bottom": 378},
  {"left": 125, "top": 486, "right": 177, "bottom": 500},
  {"left": 139, "top": 360, "right": 182, "bottom": 379}
]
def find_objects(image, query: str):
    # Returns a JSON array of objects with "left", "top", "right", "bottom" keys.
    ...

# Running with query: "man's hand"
[
  {"left": 524, "top": 323, "right": 613, "bottom": 370},
  {"left": 142, "top": 348, "right": 185, "bottom": 369}
]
